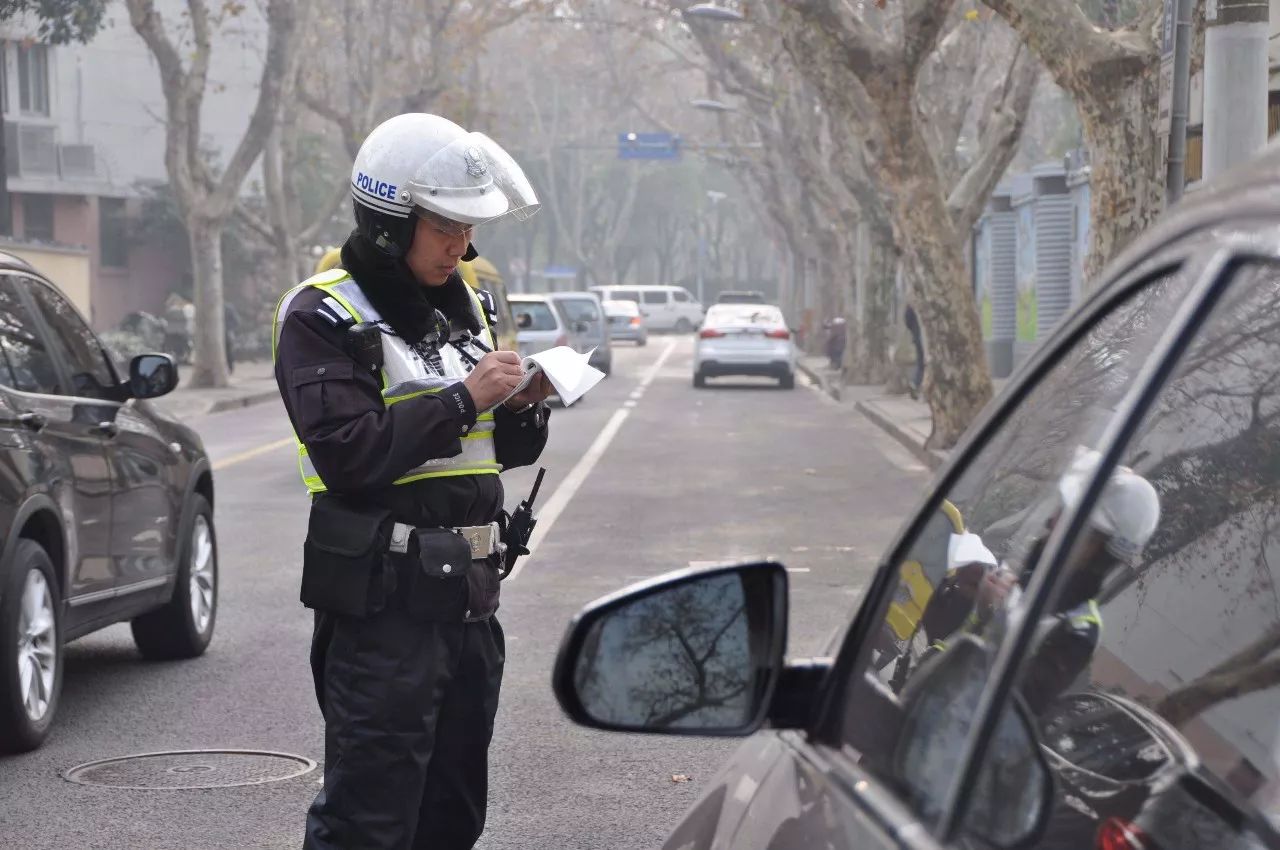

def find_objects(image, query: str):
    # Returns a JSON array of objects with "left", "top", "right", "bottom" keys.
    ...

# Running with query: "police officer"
[{"left": 272, "top": 113, "right": 550, "bottom": 850}]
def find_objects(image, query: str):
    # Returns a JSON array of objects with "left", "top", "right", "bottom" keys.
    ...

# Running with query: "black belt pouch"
[
  {"left": 301, "top": 497, "right": 392, "bottom": 617},
  {"left": 405, "top": 528, "right": 473, "bottom": 622}
]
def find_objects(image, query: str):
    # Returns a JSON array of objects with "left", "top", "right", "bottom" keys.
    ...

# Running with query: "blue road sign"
[{"left": 618, "top": 132, "right": 682, "bottom": 160}]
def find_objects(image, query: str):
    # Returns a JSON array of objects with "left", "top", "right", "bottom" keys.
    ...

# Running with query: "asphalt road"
[{"left": 0, "top": 336, "right": 929, "bottom": 850}]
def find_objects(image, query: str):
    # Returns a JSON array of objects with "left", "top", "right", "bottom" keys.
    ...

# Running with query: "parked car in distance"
[
  {"left": 0, "top": 253, "right": 217, "bottom": 754},
  {"left": 547, "top": 291, "right": 612, "bottom": 377},
  {"left": 716, "top": 290, "right": 767, "bottom": 304},
  {"left": 693, "top": 303, "right": 795, "bottom": 389},
  {"left": 589, "top": 285, "right": 704, "bottom": 333},
  {"left": 603, "top": 299, "right": 647, "bottom": 346},
  {"left": 508, "top": 293, "right": 569, "bottom": 361},
  {"left": 550, "top": 146, "right": 1280, "bottom": 850}
]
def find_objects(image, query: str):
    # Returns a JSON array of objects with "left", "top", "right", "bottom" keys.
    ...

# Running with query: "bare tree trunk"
[
  {"left": 188, "top": 216, "right": 228, "bottom": 387},
  {"left": 983, "top": 0, "right": 1163, "bottom": 281},
  {"left": 847, "top": 221, "right": 896, "bottom": 384},
  {"left": 1079, "top": 69, "right": 1163, "bottom": 280},
  {"left": 880, "top": 105, "right": 993, "bottom": 447}
]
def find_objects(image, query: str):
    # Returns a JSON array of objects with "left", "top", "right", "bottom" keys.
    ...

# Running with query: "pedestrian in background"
[{"left": 904, "top": 304, "right": 925, "bottom": 400}]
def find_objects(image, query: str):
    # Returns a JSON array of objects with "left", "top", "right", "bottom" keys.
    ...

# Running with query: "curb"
[
  {"left": 853, "top": 399, "right": 946, "bottom": 471},
  {"left": 796, "top": 359, "right": 841, "bottom": 401},
  {"left": 206, "top": 388, "right": 280, "bottom": 416},
  {"left": 799, "top": 358, "right": 945, "bottom": 471}
]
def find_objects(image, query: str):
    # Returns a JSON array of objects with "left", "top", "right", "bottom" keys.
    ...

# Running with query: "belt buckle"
[{"left": 460, "top": 525, "right": 491, "bottom": 559}]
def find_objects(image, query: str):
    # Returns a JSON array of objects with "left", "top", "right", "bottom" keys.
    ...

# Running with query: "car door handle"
[
  {"left": 18, "top": 412, "right": 46, "bottom": 432},
  {"left": 93, "top": 421, "right": 119, "bottom": 438}
]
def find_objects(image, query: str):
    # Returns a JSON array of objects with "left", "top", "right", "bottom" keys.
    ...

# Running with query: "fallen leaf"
[{"left": 671, "top": 774, "right": 691, "bottom": 783}]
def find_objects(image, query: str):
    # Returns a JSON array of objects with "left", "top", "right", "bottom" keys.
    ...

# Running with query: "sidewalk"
[
  {"left": 150, "top": 359, "right": 280, "bottom": 421},
  {"left": 797, "top": 355, "right": 949, "bottom": 470}
]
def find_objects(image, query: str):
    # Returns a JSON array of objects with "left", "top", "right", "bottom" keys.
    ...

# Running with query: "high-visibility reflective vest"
[{"left": 272, "top": 269, "right": 500, "bottom": 494}]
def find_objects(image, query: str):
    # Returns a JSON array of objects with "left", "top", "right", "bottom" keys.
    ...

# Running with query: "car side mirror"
[
  {"left": 516, "top": 313, "right": 533, "bottom": 330},
  {"left": 129, "top": 353, "right": 178, "bottom": 399},
  {"left": 573, "top": 320, "right": 590, "bottom": 334},
  {"left": 553, "top": 561, "right": 789, "bottom": 736},
  {"left": 894, "top": 634, "right": 1051, "bottom": 849}
]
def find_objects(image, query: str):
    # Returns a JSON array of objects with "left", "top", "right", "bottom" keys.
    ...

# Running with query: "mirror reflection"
[
  {"left": 132, "top": 354, "right": 176, "bottom": 399},
  {"left": 573, "top": 573, "right": 759, "bottom": 730}
]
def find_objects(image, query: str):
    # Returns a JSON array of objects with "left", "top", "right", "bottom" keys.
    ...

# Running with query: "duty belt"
[{"left": 388, "top": 521, "right": 503, "bottom": 560}]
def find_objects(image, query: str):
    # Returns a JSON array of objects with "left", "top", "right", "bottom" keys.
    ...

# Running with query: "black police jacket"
[{"left": 274, "top": 279, "right": 550, "bottom": 620}]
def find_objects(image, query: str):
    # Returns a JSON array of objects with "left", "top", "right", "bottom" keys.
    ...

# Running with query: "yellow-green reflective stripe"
[{"left": 395, "top": 467, "right": 500, "bottom": 485}]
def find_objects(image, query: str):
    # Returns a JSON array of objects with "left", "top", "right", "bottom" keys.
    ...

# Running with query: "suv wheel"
[
  {"left": 132, "top": 494, "right": 217, "bottom": 660},
  {"left": 674, "top": 318, "right": 693, "bottom": 334},
  {"left": 0, "top": 539, "right": 63, "bottom": 753},
  {"left": 693, "top": 371, "right": 707, "bottom": 389},
  {"left": 779, "top": 372, "right": 795, "bottom": 390}
]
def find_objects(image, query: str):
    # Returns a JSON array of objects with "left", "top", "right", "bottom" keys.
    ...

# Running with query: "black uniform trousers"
[{"left": 305, "top": 603, "right": 505, "bottom": 850}]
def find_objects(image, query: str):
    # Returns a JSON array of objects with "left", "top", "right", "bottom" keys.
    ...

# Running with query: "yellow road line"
[{"left": 212, "top": 437, "right": 295, "bottom": 471}]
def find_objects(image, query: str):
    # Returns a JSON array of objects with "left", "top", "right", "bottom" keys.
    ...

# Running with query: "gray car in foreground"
[{"left": 552, "top": 148, "right": 1280, "bottom": 849}]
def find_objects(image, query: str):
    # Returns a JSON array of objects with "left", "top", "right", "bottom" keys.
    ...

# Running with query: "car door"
[
  {"left": 956, "top": 257, "right": 1280, "bottom": 850},
  {"left": 0, "top": 275, "right": 114, "bottom": 601},
  {"left": 641, "top": 289, "right": 671, "bottom": 329},
  {"left": 21, "top": 276, "right": 180, "bottom": 594},
  {"left": 672, "top": 288, "right": 702, "bottom": 326},
  {"left": 554, "top": 295, "right": 605, "bottom": 355},
  {"left": 666, "top": 256, "right": 1207, "bottom": 850}
]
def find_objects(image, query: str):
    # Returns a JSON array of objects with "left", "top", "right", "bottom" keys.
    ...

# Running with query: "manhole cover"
[{"left": 64, "top": 749, "right": 317, "bottom": 790}]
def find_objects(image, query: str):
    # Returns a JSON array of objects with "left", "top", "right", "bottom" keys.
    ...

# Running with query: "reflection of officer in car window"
[
  {"left": 1016, "top": 448, "right": 1160, "bottom": 713},
  {"left": 911, "top": 448, "right": 1160, "bottom": 715}
]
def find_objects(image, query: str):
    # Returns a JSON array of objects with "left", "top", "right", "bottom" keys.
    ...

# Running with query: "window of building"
[
  {"left": 22, "top": 194, "right": 53, "bottom": 242},
  {"left": 99, "top": 198, "right": 128, "bottom": 268},
  {"left": 16, "top": 43, "right": 49, "bottom": 116}
]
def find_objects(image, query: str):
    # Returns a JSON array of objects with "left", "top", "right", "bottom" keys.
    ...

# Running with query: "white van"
[{"left": 588, "top": 285, "right": 704, "bottom": 333}]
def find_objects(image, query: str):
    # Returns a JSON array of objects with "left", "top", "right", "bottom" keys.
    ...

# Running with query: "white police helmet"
[
  {"left": 350, "top": 113, "right": 539, "bottom": 256},
  {"left": 1057, "top": 446, "right": 1161, "bottom": 562}
]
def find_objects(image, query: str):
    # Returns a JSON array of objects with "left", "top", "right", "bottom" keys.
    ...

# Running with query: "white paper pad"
[{"left": 502, "top": 346, "right": 605, "bottom": 408}]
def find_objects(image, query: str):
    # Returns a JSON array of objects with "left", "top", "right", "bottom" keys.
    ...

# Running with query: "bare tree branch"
[{"left": 947, "top": 41, "right": 1039, "bottom": 235}]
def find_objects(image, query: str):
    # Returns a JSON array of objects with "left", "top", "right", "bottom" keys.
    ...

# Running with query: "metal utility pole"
[
  {"left": 1203, "top": 0, "right": 1270, "bottom": 182},
  {"left": 1165, "top": 0, "right": 1195, "bottom": 203}
]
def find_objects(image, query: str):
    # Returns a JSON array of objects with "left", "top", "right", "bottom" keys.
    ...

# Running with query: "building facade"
[{"left": 0, "top": 0, "right": 267, "bottom": 330}]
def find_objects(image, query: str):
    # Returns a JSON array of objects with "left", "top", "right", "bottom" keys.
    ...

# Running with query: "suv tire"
[
  {"left": 132, "top": 494, "right": 217, "bottom": 661},
  {"left": 779, "top": 372, "right": 795, "bottom": 390},
  {"left": 0, "top": 539, "right": 63, "bottom": 753},
  {"left": 674, "top": 318, "right": 693, "bottom": 334}
]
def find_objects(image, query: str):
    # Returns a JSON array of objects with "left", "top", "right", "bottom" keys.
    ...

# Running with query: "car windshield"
[
  {"left": 557, "top": 298, "right": 600, "bottom": 323},
  {"left": 512, "top": 300, "right": 558, "bottom": 331}
]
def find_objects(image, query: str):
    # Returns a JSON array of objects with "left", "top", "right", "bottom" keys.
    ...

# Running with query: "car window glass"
[
  {"left": 558, "top": 298, "right": 600, "bottom": 323},
  {"left": 513, "top": 301, "right": 558, "bottom": 332},
  {"left": 0, "top": 276, "right": 59, "bottom": 394},
  {"left": 967, "top": 261, "right": 1280, "bottom": 848},
  {"left": 24, "top": 279, "right": 116, "bottom": 399},
  {"left": 673, "top": 290, "right": 689, "bottom": 303},
  {"left": 642, "top": 291, "right": 667, "bottom": 305},
  {"left": 614, "top": 290, "right": 640, "bottom": 303},
  {"left": 834, "top": 266, "right": 1197, "bottom": 832}
]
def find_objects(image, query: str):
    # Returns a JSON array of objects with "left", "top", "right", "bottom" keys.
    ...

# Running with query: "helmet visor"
[{"left": 407, "top": 132, "right": 540, "bottom": 225}]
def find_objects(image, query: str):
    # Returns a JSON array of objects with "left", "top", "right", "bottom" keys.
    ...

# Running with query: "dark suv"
[
  {"left": 0, "top": 254, "right": 216, "bottom": 753},
  {"left": 553, "top": 148, "right": 1280, "bottom": 848}
]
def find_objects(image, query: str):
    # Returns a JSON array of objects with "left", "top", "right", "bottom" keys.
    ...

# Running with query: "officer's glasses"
[{"left": 415, "top": 208, "right": 476, "bottom": 239}]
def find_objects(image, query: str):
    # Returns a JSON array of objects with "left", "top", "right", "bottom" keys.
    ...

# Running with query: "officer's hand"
[
  {"left": 464, "top": 351, "right": 524, "bottom": 411},
  {"left": 505, "top": 374, "right": 554, "bottom": 410}
]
